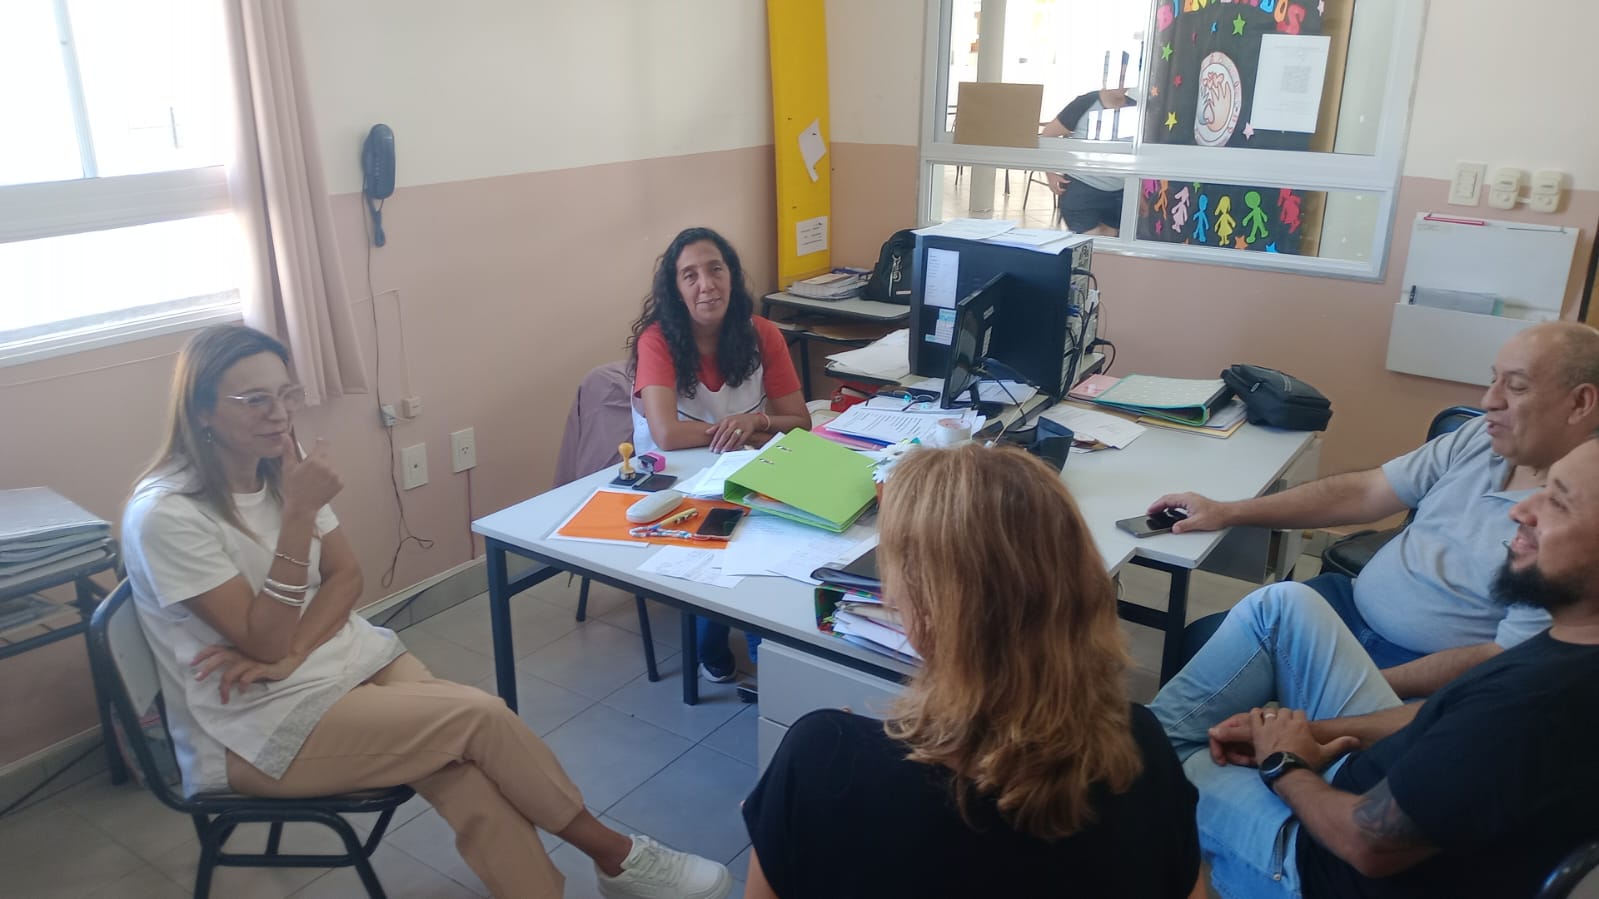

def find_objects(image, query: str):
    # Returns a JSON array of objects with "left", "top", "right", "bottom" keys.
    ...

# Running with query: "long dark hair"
[
  {"left": 137, "top": 325, "right": 293, "bottom": 536},
  {"left": 626, "top": 227, "right": 759, "bottom": 398}
]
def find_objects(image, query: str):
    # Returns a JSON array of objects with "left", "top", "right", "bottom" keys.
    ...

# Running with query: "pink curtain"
[{"left": 224, "top": 0, "right": 367, "bottom": 404}]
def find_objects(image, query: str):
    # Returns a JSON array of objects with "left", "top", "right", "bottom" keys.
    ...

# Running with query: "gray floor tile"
[
  {"left": 475, "top": 668, "right": 594, "bottom": 736},
  {"left": 515, "top": 620, "right": 674, "bottom": 700},
  {"left": 60, "top": 773, "right": 198, "bottom": 863},
  {"left": 606, "top": 745, "right": 756, "bottom": 867},
  {"left": 0, "top": 802, "right": 149, "bottom": 898},
  {"left": 396, "top": 628, "right": 497, "bottom": 685},
  {"left": 146, "top": 835, "right": 330, "bottom": 899},
  {"left": 597, "top": 595, "right": 684, "bottom": 649},
  {"left": 601, "top": 658, "right": 745, "bottom": 742},
  {"left": 537, "top": 576, "right": 633, "bottom": 621},
  {"left": 700, "top": 704, "right": 759, "bottom": 767},
  {"left": 78, "top": 863, "right": 187, "bottom": 899},
  {"left": 414, "top": 591, "right": 584, "bottom": 661},
  {"left": 548, "top": 842, "right": 609, "bottom": 899},
  {"left": 386, "top": 809, "right": 490, "bottom": 897},
  {"left": 541, "top": 705, "right": 693, "bottom": 810},
  {"left": 289, "top": 844, "right": 479, "bottom": 899}
]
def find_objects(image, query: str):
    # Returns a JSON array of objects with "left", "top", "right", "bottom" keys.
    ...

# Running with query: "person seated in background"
[
  {"left": 741, "top": 444, "right": 1202, "bottom": 899},
  {"left": 1149, "top": 321, "right": 1599, "bottom": 698},
  {"left": 626, "top": 226, "right": 811, "bottom": 683},
  {"left": 1150, "top": 435, "right": 1599, "bottom": 898},
  {"left": 1040, "top": 87, "right": 1136, "bottom": 236},
  {"left": 123, "top": 325, "right": 731, "bottom": 899}
]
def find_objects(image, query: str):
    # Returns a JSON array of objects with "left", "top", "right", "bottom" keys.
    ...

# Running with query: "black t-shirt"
[
  {"left": 743, "top": 706, "right": 1198, "bottom": 899},
  {"left": 1299, "top": 631, "right": 1599, "bottom": 898}
]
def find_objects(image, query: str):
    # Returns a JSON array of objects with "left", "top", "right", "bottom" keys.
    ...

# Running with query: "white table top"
[
  {"left": 763, "top": 292, "right": 910, "bottom": 322},
  {"left": 474, "top": 424, "right": 1315, "bottom": 675}
]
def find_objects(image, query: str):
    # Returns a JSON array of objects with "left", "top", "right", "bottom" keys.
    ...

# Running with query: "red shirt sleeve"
[
  {"left": 755, "top": 317, "right": 802, "bottom": 399},
  {"left": 633, "top": 324, "right": 678, "bottom": 396}
]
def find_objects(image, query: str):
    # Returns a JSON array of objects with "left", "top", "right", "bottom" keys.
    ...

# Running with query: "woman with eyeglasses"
[
  {"left": 741, "top": 444, "right": 1202, "bottom": 899},
  {"left": 121, "top": 325, "right": 732, "bottom": 899}
]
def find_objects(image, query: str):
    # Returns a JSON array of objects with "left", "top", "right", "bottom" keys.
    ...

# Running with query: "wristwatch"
[{"left": 1258, "top": 751, "right": 1313, "bottom": 793}]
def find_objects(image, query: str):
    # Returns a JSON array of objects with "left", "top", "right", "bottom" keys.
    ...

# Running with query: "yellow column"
[{"left": 767, "top": 0, "right": 831, "bottom": 287}]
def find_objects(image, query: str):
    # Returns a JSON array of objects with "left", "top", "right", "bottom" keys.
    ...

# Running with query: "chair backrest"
[
  {"left": 1540, "top": 840, "right": 1599, "bottom": 898},
  {"left": 88, "top": 581, "right": 187, "bottom": 810},
  {"left": 1427, "top": 405, "right": 1483, "bottom": 441},
  {"left": 552, "top": 361, "right": 635, "bottom": 487}
]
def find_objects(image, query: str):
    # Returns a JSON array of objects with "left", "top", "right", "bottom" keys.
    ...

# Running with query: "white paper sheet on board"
[
  {"left": 923, "top": 248, "right": 959, "bottom": 308},
  {"left": 799, "top": 119, "right": 827, "bottom": 181},
  {"left": 796, "top": 216, "right": 828, "bottom": 256},
  {"left": 1251, "top": 34, "right": 1331, "bottom": 134}
]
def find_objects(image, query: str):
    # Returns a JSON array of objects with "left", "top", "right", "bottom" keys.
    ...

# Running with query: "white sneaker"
[{"left": 595, "top": 835, "right": 733, "bottom": 899}]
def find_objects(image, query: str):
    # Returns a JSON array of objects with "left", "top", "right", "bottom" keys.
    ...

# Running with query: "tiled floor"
[{"left": 0, "top": 557, "right": 1314, "bottom": 898}]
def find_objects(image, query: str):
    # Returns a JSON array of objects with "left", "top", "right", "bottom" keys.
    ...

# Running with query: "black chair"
[
  {"left": 1318, "top": 405, "right": 1483, "bottom": 580},
  {"left": 89, "top": 581, "right": 413, "bottom": 899},
  {"left": 1539, "top": 839, "right": 1599, "bottom": 898}
]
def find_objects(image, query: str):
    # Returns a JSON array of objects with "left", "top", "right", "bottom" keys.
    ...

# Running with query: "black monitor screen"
[{"left": 940, "top": 274, "right": 1003, "bottom": 409}]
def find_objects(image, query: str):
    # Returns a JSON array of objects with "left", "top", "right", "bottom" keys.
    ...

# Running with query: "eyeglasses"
[{"left": 224, "top": 385, "right": 306, "bottom": 415}]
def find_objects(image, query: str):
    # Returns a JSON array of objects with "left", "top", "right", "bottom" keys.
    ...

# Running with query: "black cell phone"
[
  {"left": 697, "top": 507, "right": 746, "bottom": 538},
  {"left": 632, "top": 474, "right": 679, "bottom": 492},
  {"left": 1116, "top": 508, "right": 1188, "bottom": 538}
]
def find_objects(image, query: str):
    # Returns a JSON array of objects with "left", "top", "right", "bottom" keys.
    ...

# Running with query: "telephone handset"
[{"left": 362, "top": 124, "right": 395, "bottom": 246}]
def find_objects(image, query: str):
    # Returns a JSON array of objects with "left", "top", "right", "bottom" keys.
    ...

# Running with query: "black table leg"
[
  {"left": 486, "top": 540, "right": 519, "bottom": 711},
  {"left": 1160, "top": 567, "right": 1192, "bottom": 685},
  {"left": 680, "top": 612, "right": 700, "bottom": 706}
]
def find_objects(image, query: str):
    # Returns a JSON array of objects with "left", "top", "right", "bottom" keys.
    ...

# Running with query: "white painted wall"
[
  {"left": 826, "top": 0, "right": 925, "bottom": 145},
  {"left": 1403, "top": 1, "right": 1599, "bottom": 187},
  {"left": 294, "top": 0, "right": 774, "bottom": 194}
]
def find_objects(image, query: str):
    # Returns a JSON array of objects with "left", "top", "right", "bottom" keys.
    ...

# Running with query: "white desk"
[{"left": 472, "top": 422, "right": 1317, "bottom": 717}]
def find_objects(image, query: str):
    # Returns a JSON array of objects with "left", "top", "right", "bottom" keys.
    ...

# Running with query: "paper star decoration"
[
  {"left": 1265, "top": 242, "right": 1279, "bottom": 253},
  {"left": 1165, "top": 112, "right": 1178, "bottom": 131},
  {"left": 1233, "top": 14, "right": 1246, "bottom": 35},
  {"left": 1234, "top": 236, "right": 1248, "bottom": 250},
  {"left": 1161, "top": 42, "right": 1173, "bottom": 60},
  {"left": 1243, "top": 121, "right": 1256, "bottom": 139}
]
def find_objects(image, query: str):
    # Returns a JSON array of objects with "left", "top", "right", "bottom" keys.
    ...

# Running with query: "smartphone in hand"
[{"left": 1116, "top": 508, "right": 1188, "bottom": 538}]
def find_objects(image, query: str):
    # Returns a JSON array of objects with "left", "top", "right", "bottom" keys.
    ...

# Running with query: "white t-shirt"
[{"left": 121, "top": 469, "right": 403, "bottom": 796}]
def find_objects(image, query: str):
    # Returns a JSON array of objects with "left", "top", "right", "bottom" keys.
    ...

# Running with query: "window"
[
  {"left": 919, "top": 0, "right": 1425, "bottom": 279},
  {"left": 0, "top": 0, "right": 240, "bottom": 364}
]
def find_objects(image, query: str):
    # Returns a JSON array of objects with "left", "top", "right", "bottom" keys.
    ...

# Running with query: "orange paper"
[{"left": 552, "top": 490, "right": 744, "bottom": 550}]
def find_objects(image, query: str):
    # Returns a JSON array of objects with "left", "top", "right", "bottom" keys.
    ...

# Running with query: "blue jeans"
[
  {"left": 698, "top": 618, "right": 759, "bottom": 672},
  {"left": 1150, "top": 581, "right": 1402, "bottom": 898},
  {"left": 1301, "top": 573, "right": 1425, "bottom": 669}
]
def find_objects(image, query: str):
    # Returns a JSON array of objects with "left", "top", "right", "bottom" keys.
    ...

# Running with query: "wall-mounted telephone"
[{"left": 362, "top": 124, "right": 395, "bottom": 246}]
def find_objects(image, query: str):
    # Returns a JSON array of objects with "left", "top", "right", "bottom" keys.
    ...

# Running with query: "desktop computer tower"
[{"left": 909, "top": 233, "right": 1095, "bottom": 398}]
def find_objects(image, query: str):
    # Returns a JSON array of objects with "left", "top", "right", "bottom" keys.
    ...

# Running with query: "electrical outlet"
[
  {"left": 400, "top": 444, "right": 428, "bottom": 489},
  {"left": 1448, "top": 162, "right": 1485, "bottom": 206},
  {"left": 1529, "top": 169, "right": 1565, "bottom": 214},
  {"left": 1487, "top": 166, "right": 1523, "bottom": 211},
  {"left": 379, "top": 404, "right": 397, "bottom": 428},
  {"left": 450, "top": 428, "right": 477, "bottom": 472},
  {"left": 401, "top": 395, "right": 423, "bottom": 418}
]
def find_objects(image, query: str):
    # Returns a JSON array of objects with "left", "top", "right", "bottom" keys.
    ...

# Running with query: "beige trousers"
[{"left": 227, "top": 653, "right": 585, "bottom": 899}]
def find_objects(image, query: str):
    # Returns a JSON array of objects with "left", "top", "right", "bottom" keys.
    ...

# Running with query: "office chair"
[
  {"left": 1317, "top": 405, "right": 1483, "bottom": 579},
  {"left": 89, "top": 581, "right": 412, "bottom": 899},
  {"left": 1538, "top": 839, "right": 1599, "bottom": 898}
]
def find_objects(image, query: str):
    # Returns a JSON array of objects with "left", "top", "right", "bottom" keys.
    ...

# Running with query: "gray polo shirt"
[{"left": 1354, "top": 417, "right": 1549, "bottom": 654}]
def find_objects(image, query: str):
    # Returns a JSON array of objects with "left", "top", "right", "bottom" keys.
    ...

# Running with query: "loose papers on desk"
[
  {"left": 1038, "top": 403, "right": 1147, "bottom": 449},
  {"left": 720, "top": 516, "right": 874, "bottom": 584},
  {"left": 825, "top": 329, "right": 910, "bottom": 381},
  {"left": 905, "top": 376, "right": 1039, "bottom": 406},
  {"left": 825, "top": 404, "right": 985, "bottom": 445},
  {"left": 912, "top": 218, "right": 1018, "bottom": 241},
  {"left": 637, "top": 546, "right": 742, "bottom": 589},
  {"left": 678, "top": 450, "right": 762, "bottom": 498}
]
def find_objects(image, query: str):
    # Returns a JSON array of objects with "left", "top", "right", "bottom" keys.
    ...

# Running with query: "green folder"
[
  {"left": 723, "top": 429, "right": 879, "bottom": 532},
  {"left": 1090, "top": 374, "right": 1232, "bottom": 427}
]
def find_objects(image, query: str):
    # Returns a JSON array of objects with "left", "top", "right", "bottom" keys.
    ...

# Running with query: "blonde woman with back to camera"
[
  {"left": 120, "top": 325, "right": 731, "bottom": 899},
  {"left": 740, "top": 444, "right": 1202, "bottom": 898}
]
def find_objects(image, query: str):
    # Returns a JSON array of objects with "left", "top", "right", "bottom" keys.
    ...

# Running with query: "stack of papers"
[
  {"left": 787, "top": 270, "right": 867, "bottom": 300},
  {"left": 830, "top": 599, "right": 920, "bottom": 662},
  {"left": 826, "top": 329, "right": 911, "bottom": 382},
  {"left": 912, "top": 219, "right": 1095, "bottom": 256},
  {"left": 637, "top": 547, "right": 741, "bottom": 589},
  {"left": 824, "top": 405, "right": 985, "bottom": 446},
  {"left": 677, "top": 450, "right": 762, "bottom": 498},
  {"left": 1038, "top": 403, "right": 1147, "bottom": 449},
  {"left": 1137, "top": 397, "right": 1249, "bottom": 438},
  {"left": 0, "top": 488, "right": 112, "bottom": 581},
  {"left": 720, "top": 517, "right": 874, "bottom": 584},
  {"left": 905, "top": 376, "right": 1039, "bottom": 406},
  {"left": 1091, "top": 375, "right": 1232, "bottom": 427}
]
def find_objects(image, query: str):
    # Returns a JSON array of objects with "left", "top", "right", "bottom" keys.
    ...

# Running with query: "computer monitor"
[{"left": 940, "top": 274, "right": 1003, "bottom": 409}]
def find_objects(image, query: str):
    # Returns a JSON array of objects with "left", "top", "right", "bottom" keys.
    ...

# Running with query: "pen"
[{"left": 657, "top": 508, "right": 699, "bottom": 528}]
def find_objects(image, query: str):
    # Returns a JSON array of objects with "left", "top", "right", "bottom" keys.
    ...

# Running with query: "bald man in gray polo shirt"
[{"left": 1151, "top": 321, "right": 1599, "bottom": 697}]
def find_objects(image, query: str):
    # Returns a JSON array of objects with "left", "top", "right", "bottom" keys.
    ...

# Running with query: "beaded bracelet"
[
  {"left": 274, "top": 550, "right": 310, "bottom": 568},
  {"left": 264, "top": 576, "right": 309, "bottom": 594},
  {"left": 262, "top": 586, "right": 307, "bottom": 608}
]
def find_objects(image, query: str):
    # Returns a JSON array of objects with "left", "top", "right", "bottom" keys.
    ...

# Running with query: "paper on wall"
[
  {"left": 798, "top": 119, "right": 827, "bottom": 181},
  {"left": 1251, "top": 34, "right": 1331, "bottom": 134},
  {"left": 796, "top": 215, "right": 828, "bottom": 256}
]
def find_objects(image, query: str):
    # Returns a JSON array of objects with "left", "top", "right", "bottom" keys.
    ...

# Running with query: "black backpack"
[
  {"left": 1220, "top": 364, "right": 1333, "bottom": 431},
  {"left": 862, "top": 229, "right": 916, "bottom": 304}
]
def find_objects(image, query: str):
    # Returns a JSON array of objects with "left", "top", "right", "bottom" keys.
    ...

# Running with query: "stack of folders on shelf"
[
  {"left": 1090, "top": 374, "right": 1235, "bottom": 428},
  {"left": 825, "top": 329, "right": 911, "bottom": 383},
  {"left": 812, "top": 548, "right": 921, "bottom": 664},
  {"left": 723, "top": 428, "right": 879, "bottom": 533},
  {"left": 0, "top": 488, "right": 112, "bottom": 591},
  {"left": 787, "top": 269, "right": 869, "bottom": 300}
]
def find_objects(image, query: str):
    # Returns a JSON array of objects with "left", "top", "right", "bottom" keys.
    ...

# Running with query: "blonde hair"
[
  {"left": 879, "top": 444, "right": 1141, "bottom": 840},
  {"left": 136, "top": 325, "right": 292, "bottom": 536}
]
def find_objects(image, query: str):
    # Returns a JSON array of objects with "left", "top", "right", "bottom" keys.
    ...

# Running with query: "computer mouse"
[
  {"left": 1167, "top": 507, "right": 1190, "bottom": 520},
  {"left": 626, "top": 490, "right": 685, "bottom": 524}
]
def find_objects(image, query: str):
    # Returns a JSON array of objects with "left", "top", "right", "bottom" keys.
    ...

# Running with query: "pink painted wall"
[{"left": 0, "top": 146, "right": 777, "bottom": 765}]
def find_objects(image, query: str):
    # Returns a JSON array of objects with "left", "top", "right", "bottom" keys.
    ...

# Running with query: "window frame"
[{"left": 916, "top": 0, "right": 1428, "bottom": 281}]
